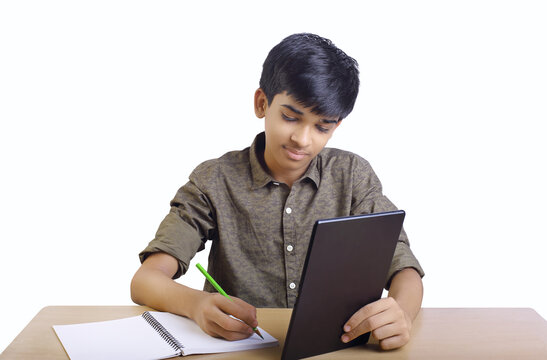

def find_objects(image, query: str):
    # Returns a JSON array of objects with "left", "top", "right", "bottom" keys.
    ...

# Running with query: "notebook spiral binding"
[{"left": 142, "top": 311, "right": 184, "bottom": 353}]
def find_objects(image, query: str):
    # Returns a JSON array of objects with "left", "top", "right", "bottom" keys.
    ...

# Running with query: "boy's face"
[{"left": 254, "top": 89, "right": 341, "bottom": 183}]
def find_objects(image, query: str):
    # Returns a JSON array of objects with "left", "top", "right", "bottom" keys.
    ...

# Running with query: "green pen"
[{"left": 196, "top": 263, "right": 264, "bottom": 339}]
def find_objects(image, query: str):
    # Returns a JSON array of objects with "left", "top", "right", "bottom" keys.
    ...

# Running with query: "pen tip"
[{"left": 254, "top": 328, "right": 264, "bottom": 339}]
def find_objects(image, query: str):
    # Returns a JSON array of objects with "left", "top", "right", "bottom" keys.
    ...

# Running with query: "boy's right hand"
[
  {"left": 191, "top": 292, "right": 259, "bottom": 341},
  {"left": 131, "top": 252, "right": 257, "bottom": 341}
]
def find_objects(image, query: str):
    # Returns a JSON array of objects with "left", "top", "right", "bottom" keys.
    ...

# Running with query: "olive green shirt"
[{"left": 140, "top": 132, "right": 424, "bottom": 308}]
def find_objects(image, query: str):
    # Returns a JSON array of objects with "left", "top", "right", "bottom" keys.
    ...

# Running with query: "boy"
[{"left": 131, "top": 33, "right": 424, "bottom": 350}]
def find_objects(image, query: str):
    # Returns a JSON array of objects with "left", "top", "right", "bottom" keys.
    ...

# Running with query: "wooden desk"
[{"left": 2, "top": 306, "right": 547, "bottom": 359}]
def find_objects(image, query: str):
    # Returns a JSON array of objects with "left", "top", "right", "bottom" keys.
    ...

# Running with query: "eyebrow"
[
  {"left": 281, "top": 104, "right": 303, "bottom": 115},
  {"left": 281, "top": 104, "right": 339, "bottom": 124}
]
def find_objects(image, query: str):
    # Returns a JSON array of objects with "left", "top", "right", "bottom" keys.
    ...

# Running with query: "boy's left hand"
[{"left": 341, "top": 297, "right": 412, "bottom": 350}]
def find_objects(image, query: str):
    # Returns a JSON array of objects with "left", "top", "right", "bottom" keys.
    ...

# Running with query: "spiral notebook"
[{"left": 53, "top": 311, "right": 278, "bottom": 360}]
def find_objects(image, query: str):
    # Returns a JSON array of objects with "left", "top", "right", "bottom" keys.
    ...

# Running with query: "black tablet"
[{"left": 281, "top": 210, "right": 405, "bottom": 360}]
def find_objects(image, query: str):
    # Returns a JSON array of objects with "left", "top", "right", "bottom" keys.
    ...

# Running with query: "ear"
[{"left": 254, "top": 88, "right": 268, "bottom": 118}]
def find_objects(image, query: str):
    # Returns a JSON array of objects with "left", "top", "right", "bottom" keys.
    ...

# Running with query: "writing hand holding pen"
[{"left": 195, "top": 263, "right": 264, "bottom": 340}]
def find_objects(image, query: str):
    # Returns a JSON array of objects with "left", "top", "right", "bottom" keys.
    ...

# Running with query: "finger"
[
  {"left": 342, "top": 309, "right": 394, "bottom": 343},
  {"left": 342, "top": 298, "right": 403, "bottom": 343},
  {"left": 218, "top": 295, "right": 259, "bottom": 329},
  {"left": 217, "top": 312, "right": 255, "bottom": 333},
  {"left": 205, "top": 307, "right": 253, "bottom": 339},
  {"left": 207, "top": 301, "right": 253, "bottom": 334},
  {"left": 343, "top": 298, "right": 394, "bottom": 333},
  {"left": 371, "top": 322, "right": 402, "bottom": 342},
  {"left": 379, "top": 333, "right": 411, "bottom": 350},
  {"left": 210, "top": 295, "right": 258, "bottom": 334},
  {"left": 207, "top": 319, "right": 254, "bottom": 341}
]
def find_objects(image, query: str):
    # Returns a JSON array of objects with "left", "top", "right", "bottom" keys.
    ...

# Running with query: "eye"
[
  {"left": 281, "top": 113, "right": 297, "bottom": 122},
  {"left": 316, "top": 125, "right": 330, "bottom": 133}
]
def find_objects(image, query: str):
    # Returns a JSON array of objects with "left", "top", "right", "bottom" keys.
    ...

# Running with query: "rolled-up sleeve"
[
  {"left": 139, "top": 168, "right": 217, "bottom": 278},
  {"left": 350, "top": 157, "right": 425, "bottom": 289}
]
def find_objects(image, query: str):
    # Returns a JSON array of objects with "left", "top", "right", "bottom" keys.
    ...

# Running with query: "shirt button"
[
  {"left": 287, "top": 245, "right": 294, "bottom": 252},
  {"left": 289, "top": 282, "right": 296, "bottom": 289},
  {"left": 285, "top": 207, "right": 292, "bottom": 214}
]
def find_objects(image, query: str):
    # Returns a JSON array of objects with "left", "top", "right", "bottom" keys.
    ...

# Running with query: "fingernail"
[
  {"left": 342, "top": 335, "right": 349, "bottom": 343},
  {"left": 344, "top": 325, "right": 351, "bottom": 332}
]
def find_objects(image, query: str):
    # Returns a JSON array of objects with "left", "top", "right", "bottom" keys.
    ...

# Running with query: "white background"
[{"left": 1, "top": 0, "right": 546, "bottom": 352}]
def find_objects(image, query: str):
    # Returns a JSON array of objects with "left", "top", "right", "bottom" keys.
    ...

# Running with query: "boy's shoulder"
[
  {"left": 317, "top": 146, "right": 372, "bottom": 170},
  {"left": 311, "top": 147, "right": 376, "bottom": 187},
  {"left": 190, "top": 146, "right": 252, "bottom": 182}
]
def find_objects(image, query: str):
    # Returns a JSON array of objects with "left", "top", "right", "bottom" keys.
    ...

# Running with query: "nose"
[{"left": 290, "top": 125, "right": 312, "bottom": 149}]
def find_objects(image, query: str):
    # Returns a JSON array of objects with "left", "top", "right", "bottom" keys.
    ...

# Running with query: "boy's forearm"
[
  {"left": 387, "top": 268, "right": 424, "bottom": 322},
  {"left": 131, "top": 267, "right": 204, "bottom": 320},
  {"left": 131, "top": 261, "right": 259, "bottom": 341}
]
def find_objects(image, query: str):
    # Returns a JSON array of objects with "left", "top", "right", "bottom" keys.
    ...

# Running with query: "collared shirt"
[{"left": 139, "top": 132, "right": 424, "bottom": 308}]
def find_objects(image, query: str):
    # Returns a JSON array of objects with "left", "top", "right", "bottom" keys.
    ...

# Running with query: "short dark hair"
[{"left": 259, "top": 33, "right": 359, "bottom": 120}]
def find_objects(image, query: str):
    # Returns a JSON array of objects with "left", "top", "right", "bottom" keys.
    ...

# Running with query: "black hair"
[{"left": 259, "top": 33, "right": 359, "bottom": 120}]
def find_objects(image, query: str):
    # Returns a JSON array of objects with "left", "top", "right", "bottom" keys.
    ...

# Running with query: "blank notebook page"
[{"left": 53, "top": 315, "right": 178, "bottom": 360}]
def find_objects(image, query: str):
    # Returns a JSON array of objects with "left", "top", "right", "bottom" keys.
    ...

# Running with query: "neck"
[{"left": 262, "top": 152, "right": 308, "bottom": 188}]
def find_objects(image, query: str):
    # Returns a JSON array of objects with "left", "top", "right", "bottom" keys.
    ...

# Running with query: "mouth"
[{"left": 283, "top": 146, "right": 309, "bottom": 161}]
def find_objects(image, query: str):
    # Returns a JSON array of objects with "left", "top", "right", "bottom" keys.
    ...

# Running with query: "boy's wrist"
[{"left": 183, "top": 287, "right": 210, "bottom": 322}]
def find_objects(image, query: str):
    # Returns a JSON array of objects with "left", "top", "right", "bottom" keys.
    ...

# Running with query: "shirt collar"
[
  {"left": 249, "top": 132, "right": 320, "bottom": 190},
  {"left": 249, "top": 133, "right": 273, "bottom": 189}
]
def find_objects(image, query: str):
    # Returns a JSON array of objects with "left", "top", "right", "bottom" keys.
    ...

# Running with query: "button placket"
[{"left": 283, "top": 192, "right": 298, "bottom": 306}]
